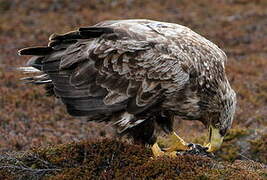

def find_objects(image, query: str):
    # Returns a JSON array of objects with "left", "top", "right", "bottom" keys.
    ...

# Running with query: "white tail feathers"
[{"left": 17, "top": 67, "right": 41, "bottom": 73}]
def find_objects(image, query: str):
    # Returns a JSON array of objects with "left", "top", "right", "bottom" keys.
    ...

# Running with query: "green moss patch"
[{"left": 250, "top": 133, "right": 267, "bottom": 164}]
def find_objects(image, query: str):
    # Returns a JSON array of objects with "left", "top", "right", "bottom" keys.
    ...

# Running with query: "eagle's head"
[{"left": 204, "top": 87, "right": 236, "bottom": 152}]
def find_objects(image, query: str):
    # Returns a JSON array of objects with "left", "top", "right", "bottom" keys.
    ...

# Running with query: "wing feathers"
[
  {"left": 104, "top": 91, "right": 128, "bottom": 105},
  {"left": 70, "top": 61, "right": 97, "bottom": 87},
  {"left": 48, "top": 39, "right": 78, "bottom": 49},
  {"left": 60, "top": 46, "right": 88, "bottom": 69},
  {"left": 19, "top": 20, "right": 193, "bottom": 121},
  {"left": 49, "top": 31, "right": 81, "bottom": 41},
  {"left": 18, "top": 46, "right": 53, "bottom": 56},
  {"left": 62, "top": 97, "right": 126, "bottom": 112},
  {"left": 26, "top": 56, "right": 43, "bottom": 69}
]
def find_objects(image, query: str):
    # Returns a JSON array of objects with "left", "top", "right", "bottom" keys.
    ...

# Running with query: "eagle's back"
[{"left": 19, "top": 19, "right": 228, "bottom": 123}]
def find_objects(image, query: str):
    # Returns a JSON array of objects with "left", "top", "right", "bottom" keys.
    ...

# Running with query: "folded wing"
[{"left": 19, "top": 20, "right": 190, "bottom": 121}]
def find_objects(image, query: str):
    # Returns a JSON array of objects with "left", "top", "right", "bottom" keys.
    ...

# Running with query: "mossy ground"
[
  {"left": 0, "top": 0, "right": 267, "bottom": 179},
  {"left": 0, "top": 138, "right": 266, "bottom": 180}
]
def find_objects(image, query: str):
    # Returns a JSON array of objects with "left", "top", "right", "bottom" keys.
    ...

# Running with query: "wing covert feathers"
[{"left": 18, "top": 46, "right": 53, "bottom": 56}]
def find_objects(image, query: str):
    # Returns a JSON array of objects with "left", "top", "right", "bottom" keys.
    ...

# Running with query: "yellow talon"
[
  {"left": 151, "top": 143, "right": 164, "bottom": 157},
  {"left": 151, "top": 143, "right": 179, "bottom": 157},
  {"left": 160, "top": 132, "right": 190, "bottom": 152}
]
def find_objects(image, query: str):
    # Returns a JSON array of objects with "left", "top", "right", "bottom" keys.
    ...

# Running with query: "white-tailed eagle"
[{"left": 19, "top": 19, "right": 236, "bottom": 156}]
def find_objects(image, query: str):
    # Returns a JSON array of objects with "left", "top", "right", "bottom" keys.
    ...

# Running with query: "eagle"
[{"left": 18, "top": 19, "right": 236, "bottom": 156}]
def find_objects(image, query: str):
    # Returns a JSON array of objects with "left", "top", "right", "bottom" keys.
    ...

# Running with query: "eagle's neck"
[
  {"left": 162, "top": 70, "right": 232, "bottom": 124},
  {"left": 162, "top": 83, "right": 202, "bottom": 121}
]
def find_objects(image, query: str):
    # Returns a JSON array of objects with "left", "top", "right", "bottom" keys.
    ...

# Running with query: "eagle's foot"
[
  {"left": 151, "top": 143, "right": 177, "bottom": 157},
  {"left": 151, "top": 143, "right": 164, "bottom": 157},
  {"left": 151, "top": 142, "right": 214, "bottom": 158},
  {"left": 152, "top": 132, "right": 215, "bottom": 158},
  {"left": 161, "top": 132, "right": 191, "bottom": 152},
  {"left": 176, "top": 143, "right": 215, "bottom": 158}
]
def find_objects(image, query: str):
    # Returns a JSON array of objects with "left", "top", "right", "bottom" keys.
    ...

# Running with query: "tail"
[
  {"left": 18, "top": 27, "right": 127, "bottom": 118},
  {"left": 17, "top": 56, "right": 55, "bottom": 96}
]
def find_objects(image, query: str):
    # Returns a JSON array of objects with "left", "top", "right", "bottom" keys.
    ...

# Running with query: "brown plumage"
[{"left": 19, "top": 19, "right": 236, "bottom": 150}]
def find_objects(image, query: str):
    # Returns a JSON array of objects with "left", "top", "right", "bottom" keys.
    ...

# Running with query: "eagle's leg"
[{"left": 161, "top": 132, "right": 190, "bottom": 152}]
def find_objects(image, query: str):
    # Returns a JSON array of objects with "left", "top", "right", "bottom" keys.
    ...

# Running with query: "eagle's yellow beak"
[{"left": 205, "top": 125, "right": 224, "bottom": 152}]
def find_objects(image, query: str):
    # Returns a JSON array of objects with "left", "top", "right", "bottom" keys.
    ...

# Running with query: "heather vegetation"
[{"left": 0, "top": 0, "right": 266, "bottom": 179}]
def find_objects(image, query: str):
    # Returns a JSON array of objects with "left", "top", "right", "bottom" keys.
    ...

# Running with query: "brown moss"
[
  {"left": 36, "top": 139, "right": 151, "bottom": 179},
  {"left": 124, "top": 155, "right": 215, "bottom": 179},
  {"left": 0, "top": 171, "right": 14, "bottom": 180},
  {"left": 1, "top": 139, "right": 266, "bottom": 180}
]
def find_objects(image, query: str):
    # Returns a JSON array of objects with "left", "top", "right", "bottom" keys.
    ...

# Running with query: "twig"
[{"left": 0, "top": 165, "right": 61, "bottom": 173}]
